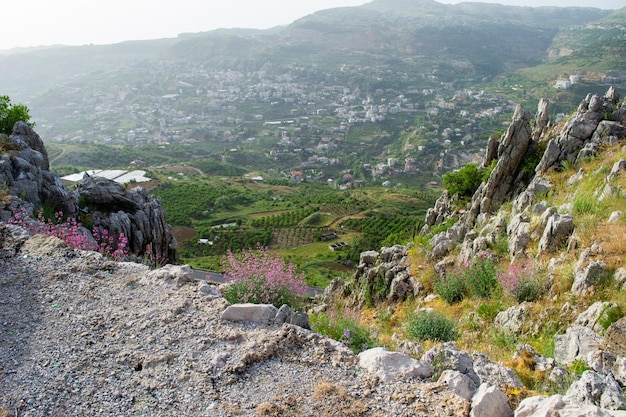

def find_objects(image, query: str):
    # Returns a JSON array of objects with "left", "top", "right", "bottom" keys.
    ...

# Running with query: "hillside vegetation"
[{"left": 314, "top": 87, "right": 626, "bottom": 412}]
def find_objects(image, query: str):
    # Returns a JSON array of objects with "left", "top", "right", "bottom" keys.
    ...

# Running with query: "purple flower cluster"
[
  {"left": 221, "top": 248, "right": 306, "bottom": 307},
  {"left": 9, "top": 207, "right": 129, "bottom": 261}
]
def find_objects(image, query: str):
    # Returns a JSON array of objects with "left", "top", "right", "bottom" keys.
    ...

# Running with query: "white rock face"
[
  {"left": 469, "top": 383, "right": 513, "bottom": 417},
  {"left": 439, "top": 369, "right": 477, "bottom": 400},
  {"left": 515, "top": 395, "right": 626, "bottom": 417},
  {"left": 358, "top": 347, "right": 434, "bottom": 382},
  {"left": 220, "top": 303, "right": 278, "bottom": 324},
  {"left": 142, "top": 264, "right": 194, "bottom": 287},
  {"left": 574, "top": 301, "right": 618, "bottom": 334},
  {"left": 565, "top": 370, "right": 626, "bottom": 410},
  {"left": 554, "top": 326, "right": 603, "bottom": 365}
]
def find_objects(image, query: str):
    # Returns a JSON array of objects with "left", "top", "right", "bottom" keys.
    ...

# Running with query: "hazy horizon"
[{"left": 1, "top": 0, "right": 624, "bottom": 51}]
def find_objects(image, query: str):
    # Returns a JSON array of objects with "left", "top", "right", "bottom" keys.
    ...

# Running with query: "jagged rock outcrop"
[
  {"left": 468, "top": 104, "right": 533, "bottom": 224},
  {"left": 423, "top": 190, "right": 457, "bottom": 231},
  {"left": 554, "top": 326, "right": 603, "bottom": 365},
  {"left": 565, "top": 370, "right": 626, "bottom": 410},
  {"left": 76, "top": 176, "right": 178, "bottom": 263},
  {"left": 352, "top": 245, "right": 423, "bottom": 303},
  {"left": 0, "top": 123, "right": 177, "bottom": 262},
  {"left": 0, "top": 122, "right": 76, "bottom": 217},
  {"left": 536, "top": 87, "right": 625, "bottom": 173}
]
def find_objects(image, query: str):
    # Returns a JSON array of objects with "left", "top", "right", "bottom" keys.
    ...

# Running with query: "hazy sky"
[{"left": 1, "top": 0, "right": 623, "bottom": 50}]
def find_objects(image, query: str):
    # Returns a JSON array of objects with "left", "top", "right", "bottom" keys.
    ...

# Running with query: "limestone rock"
[
  {"left": 572, "top": 261, "right": 607, "bottom": 296},
  {"left": 470, "top": 383, "right": 513, "bottom": 417},
  {"left": 538, "top": 213, "right": 574, "bottom": 254},
  {"left": 273, "top": 304, "right": 293, "bottom": 325},
  {"left": 423, "top": 342, "right": 481, "bottom": 386},
  {"left": 358, "top": 347, "right": 434, "bottom": 382},
  {"left": 423, "top": 190, "right": 456, "bottom": 230},
  {"left": 507, "top": 214, "right": 531, "bottom": 255},
  {"left": 323, "top": 277, "right": 347, "bottom": 302},
  {"left": 439, "top": 369, "right": 477, "bottom": 401},
  {"left": 586, "top": 350, "right": 626, "bottom": 387},
  {"left": 77, "top": 176, "right": 178, "bottom": 263},
  {"left": 567, "top": 168, "right": 584, "bottom": 186},
  {"left": 515, "top": 394, "right": 626, "bottom": 417},
  {"left": 495, "top": 304, "right": 528, "bottom": 336},
  {"left": 0, "top": 123, "right": 77, "bottom": 218},
  {"left": 143, "top": 264, "right": 194, "bottom": 287},
  {"left": 0, "top": 223, "right": 31, "bottom": 255},
  {"left": 554, "top": 326, "right": 603, "bottom": 365},
  {"left": 574, "top": 301, "right": 618, "bottom": 334},
  {"left": 359, "top": 250, "right": 380, "bottom": 265},
  {"left": 607, "top": 158, "right": 626, "bottom": 182},
  {"left": 221, "top": 303, "right": 278, "bottom": 324},
  {"left": 536, "top": 90, "right": 617, "bottom": 174},
  {"left": 603, "top": 317, "right": 626, "bottom": 357},
  {"left": 615, "top": 268, "right": 626, "bottom": 289},
  {"left": 473, "top": 353, "right": 524, "bottom": 390},
  {"left": 608, "top": 211, "right": 623, "bottom": 224},
  {"left": 288, "top": 312, "right": 311, "bottom": 330},
  {"left": 565, "top": 370, "right": 626, "bottom": 410},
  {"left": 468, "top": 104, "right": 532, "bottom": 223}
]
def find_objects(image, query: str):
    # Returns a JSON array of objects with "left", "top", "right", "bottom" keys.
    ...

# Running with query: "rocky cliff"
[
  {"left": 327, "top": 87, "right": 626, "bottom": 416},
  {"left": 0, "top": 122, "right": 177, "bottom": 263}
]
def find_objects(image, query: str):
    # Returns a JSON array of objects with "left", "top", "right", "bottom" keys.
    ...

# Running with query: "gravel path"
[{"left": 0, "top": 226, "right": 468, "bottom": 416}]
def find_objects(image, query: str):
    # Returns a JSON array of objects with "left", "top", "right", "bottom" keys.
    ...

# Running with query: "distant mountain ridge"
[{"left": 0, "top": 0, "right": 616, "bottom": 99}]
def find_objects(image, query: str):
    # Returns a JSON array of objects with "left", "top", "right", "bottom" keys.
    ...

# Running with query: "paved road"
[{"left": 192, "top": 268, "right": 324, "bottom": 298}]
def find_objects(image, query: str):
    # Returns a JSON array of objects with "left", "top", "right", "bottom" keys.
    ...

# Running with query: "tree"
[
  {"left": 0, "top": 95, "right": 32, "bottom": 135},
  {"left": 442, "top": 162, "right": 483, "bottom": 198}
]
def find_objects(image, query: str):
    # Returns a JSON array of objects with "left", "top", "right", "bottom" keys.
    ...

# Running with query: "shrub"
[
  {"left": 465, "top": 253, "right": 498, "bottom": 299},
  {"left": 498, "top": 259, "right": 543, "bottom": 303},
  {"left": 434, "top": 273, "right": 466, "bottom": 304},
  {"left": 406, "top": 311, "right": 456, "bottom": 342},
  {"left": 442, "top": 163, "right": 483, "bottom": 198},
  {"left": 0, "top": 95, "right": 32, "bottom": 135},
  {"left": 221, "top": 248, "right": 306, "bottom": 308},
  {"left": 310, "top": 306, "right": 377, "bottom": 354},
  {"left": 477, "top": 302, "right": 504, "bottom": 322}
]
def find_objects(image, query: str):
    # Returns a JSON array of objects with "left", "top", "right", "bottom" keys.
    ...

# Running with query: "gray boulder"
[
  {"left": 358, "top": 347, "right": 434, "bottom": 382},
  {"left": 554, "top": 326, "right": 603, "bottom": 365},
  {"left": 142, "top": 264, "right": 194, "bottom": 287},
  {"left": 586, "top": 350, "right": 626, "bottom": 386},
  {"left": 439, "top": 370, "right": 477, "bottom": 401},
  {"left": 77, "top": 176, "right": 178, "bottom": 263},
  {"left": 574, "top": 302, "right": 618, "bottom": 334},
  {"left": 607, "top": 158, "right": 626, "bottom": 182},
  {"left": 221, "top": 303, "right": 278, "bottom": 324},
  {"left": 536, "top": 90, "right": 617, "bottom": 173},
  {"left": 507, "top": 214, "right": 531, "bottom": 255},
  {"left": 0, "top": 123, "right": 77, "bottom": 218},
  {"left": 603, "top": 317, "right": 626, "bottom": 357},
  {"left": 468, "top": 104, "right": 532, "bottom": 224},
  {"left": 423, "top": 342, "right": 481, "bottom": 386},
  {"left": 615, "top": 268, "right": 626, "bottom": 289},
  {"left": 495, "top": 304, "right": 528, "bottom": 336},
  {"left": 538, "top": 214, "right": 574, "bottom": 254},
  {"left": 608, "top": 211, "right": 623, "bottom": 224},
  {"left": 572, "top": 261, "right": 607, "bottom": 296},
  {"left": 470, "top": 383, "right": 513, "bottom": 417},
  {"left": 565, "top": 370, "right": 626, "bottom": 410},
  {"left": 515, "top": 395, "right": 626, "bottom": 417},
  {"left": 473, "top": 353, "right": 524, "bottom": 389}
]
